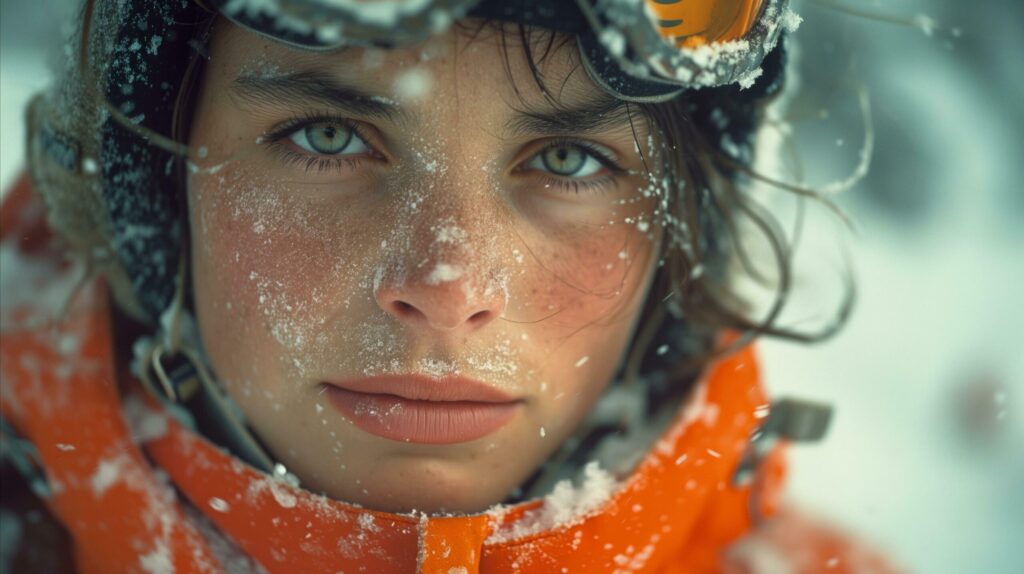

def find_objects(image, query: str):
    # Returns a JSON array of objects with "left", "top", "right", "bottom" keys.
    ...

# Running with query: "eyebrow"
[
  {"left": 232, "top": 71, "right": 404, "bottom": 122},
  {"left": 233, "top": 69, "right": 635, "bottom": 137},
  {"left": 503, "top": 96, "right": 634, "bottom": 137}
]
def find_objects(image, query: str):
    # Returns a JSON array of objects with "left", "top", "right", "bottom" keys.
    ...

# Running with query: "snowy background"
[{"left": 1, "top": 1, "right": 1021, "bottom": 572}]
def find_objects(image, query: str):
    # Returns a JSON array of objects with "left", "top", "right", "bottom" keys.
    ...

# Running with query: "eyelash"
[
  {"left": 530, "top": 137, "right": 623, "bottom": 194},
  {"left": 262, "top": 112, "right": 376, "bottom": 173},
  {"left": 261, "top": 113, "right": 625, "bottom": 194}
]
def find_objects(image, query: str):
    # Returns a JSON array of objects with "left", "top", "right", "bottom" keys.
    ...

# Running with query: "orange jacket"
[{"left": 0, "top": 176, "right": 896, "bottom": 573}]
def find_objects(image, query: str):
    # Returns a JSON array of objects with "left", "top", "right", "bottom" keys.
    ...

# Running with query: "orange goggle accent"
[{"left": 647, "top": 0, "right": 766, "bottom": 47}]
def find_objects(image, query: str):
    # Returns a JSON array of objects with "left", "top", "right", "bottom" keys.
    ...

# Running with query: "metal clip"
[
  {"left": 150, "top": 346, "right": 202, "bottom": 403},
  {"left": 138, "top": 343, "right": 203, "bottom": 405}
]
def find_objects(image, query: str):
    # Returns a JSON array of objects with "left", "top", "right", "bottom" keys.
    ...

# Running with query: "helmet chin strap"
[{"left": 131, "top": 256, "right": 298, "bottom": 486}]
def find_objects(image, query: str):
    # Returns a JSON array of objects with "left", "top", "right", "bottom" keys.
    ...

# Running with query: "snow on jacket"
[{"left": 0, "top": 176, "right": 897, "bottom": 573}]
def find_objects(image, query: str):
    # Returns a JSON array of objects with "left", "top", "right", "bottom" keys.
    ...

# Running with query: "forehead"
[{"left": 209, "top": 18, "right": 603, "bottom": 114}]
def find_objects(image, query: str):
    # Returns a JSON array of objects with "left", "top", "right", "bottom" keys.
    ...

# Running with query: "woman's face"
[{"left": 188, "top": 21, "right": 664, "bottom": 514}]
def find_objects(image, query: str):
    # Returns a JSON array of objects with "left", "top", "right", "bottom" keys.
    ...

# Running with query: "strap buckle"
[{"left": 733, "top": 397, "right": 834, "bottom": 487}]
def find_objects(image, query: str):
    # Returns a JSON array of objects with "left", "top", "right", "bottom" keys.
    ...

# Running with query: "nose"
[{"left": 375, "top": 265, "right": 506, "bottom": 334}]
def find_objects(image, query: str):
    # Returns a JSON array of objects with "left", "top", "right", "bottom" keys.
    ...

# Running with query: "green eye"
[
  {"left": 541, "top": 145, "right": 587, "bottom": 176},
  {"left": 289, "top": 122, "right": 368, "bottom": 155},
  {"left": 527, "top": 143, "right": 606, "bottom": 178}
]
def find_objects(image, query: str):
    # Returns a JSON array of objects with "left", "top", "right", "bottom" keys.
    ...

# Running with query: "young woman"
[{"left": 0, "top": 0, "right": 893, "bottom": 572}]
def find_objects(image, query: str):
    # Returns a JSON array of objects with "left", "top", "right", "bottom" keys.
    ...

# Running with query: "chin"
[{"left": 339, "top": 454, "right": 526, "bottom": 515}]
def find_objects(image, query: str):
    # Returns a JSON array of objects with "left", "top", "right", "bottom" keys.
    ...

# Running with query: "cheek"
[
  {"left": 509, "top": 208, "right": 661, "bottom": 392},
  {"left": 188, "top": 158, "right": 660, "bottom": 391},
  {"left": 507, "top": 199, "right": 660, "bottom": 330},
  {"left": 188, "top": 168, "right": 375, "bottom": 381}
]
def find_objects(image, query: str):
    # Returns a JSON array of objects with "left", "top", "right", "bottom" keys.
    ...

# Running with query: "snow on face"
[
  {"left": 392, "top": 66, "right": 433, "bottom": 104},
  {"left": 186, "top": 21, "right": 666, "bottom": 514}
]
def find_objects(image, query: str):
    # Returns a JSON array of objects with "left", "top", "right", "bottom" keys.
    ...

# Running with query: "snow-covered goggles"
[{"left": 208, "top": 0, "right": 792, "bottom": 102}]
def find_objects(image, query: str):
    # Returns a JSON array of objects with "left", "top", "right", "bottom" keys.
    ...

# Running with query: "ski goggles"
[{"left": 208, "top": 0, "right": 790, "bottom": 102}]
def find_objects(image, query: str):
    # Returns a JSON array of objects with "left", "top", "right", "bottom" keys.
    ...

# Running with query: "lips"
[{"left": 322, "top": 375, "right": 522, "bottom": 444}]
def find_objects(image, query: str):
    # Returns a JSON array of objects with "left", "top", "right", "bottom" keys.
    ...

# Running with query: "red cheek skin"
[
  {"left": 500, "top": 200, "right": 659, "bottom": 328},
  {"left": 190, "top": 158, "right": 659, "bottom": 393},
  {"left": 189, "top": 168, "right": 386, "bottom": 378}
]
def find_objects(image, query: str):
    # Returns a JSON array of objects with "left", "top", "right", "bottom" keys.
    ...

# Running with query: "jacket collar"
[{"left": 137, "top": 340, "right": 767, "bottom": 573}]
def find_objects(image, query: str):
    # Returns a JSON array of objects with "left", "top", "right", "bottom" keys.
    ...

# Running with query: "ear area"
[{"left": 25, "top": 93, "right": 148, "bottom": 323}]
